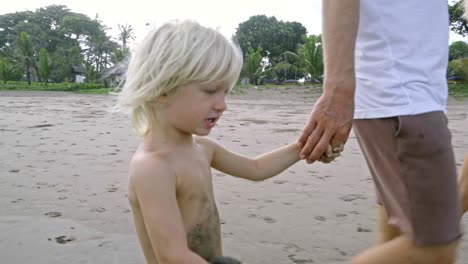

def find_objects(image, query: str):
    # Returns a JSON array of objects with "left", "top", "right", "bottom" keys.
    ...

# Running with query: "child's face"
[{"left": 162, "top": 81, "right": 228, "bottom": 136}]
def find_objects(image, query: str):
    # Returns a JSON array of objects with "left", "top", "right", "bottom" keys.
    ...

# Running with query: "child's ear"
[{"left": 155, "top": 93, "right": 168, "bottom": 103}]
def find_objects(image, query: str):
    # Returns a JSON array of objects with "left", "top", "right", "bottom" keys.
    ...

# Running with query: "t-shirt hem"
[{"left": 354, "top": 103, "right": 447, "bottom": 119}]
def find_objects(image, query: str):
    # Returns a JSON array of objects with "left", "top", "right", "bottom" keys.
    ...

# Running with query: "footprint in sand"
[
  {"left": 107, "top": 187, "right": 118, "bottom": 192},
  {"left": 314, "top": 216, "right": 326, "bottom": 222},
  {"left": 29, "top": 124, "right": 54, "bottom": 128},
  {"left": 262, "top": 242, "right": 314, "bottom": 263},
  {"left": 334, "top": 248, "right": 347, "bottom": 256},
  {"left": 357, "top": 227, "right": 372, "bottom": 233},
  {"left": 262, "top": 216, "right": 277, "bottom": 223},
  {"left": 339, "top": 194, "right": 366, "bottom": 202},
  {"left": 288, "top": 254, "right": 314, "bottom": 264},
  {"left": 248, "top": 213, "right": 277, "bottom": 223},
  {"left": 51, "top": 235, "right": 75, "bottom": 244},
  {"left": 90, "top": 207, "right": 106, "bottom": 213},
  {"left": 45, "top": 212, "right": 62, "bottom": 217},
  {"left": 273, "top": 180, "right": 287, "bottom": 184}
]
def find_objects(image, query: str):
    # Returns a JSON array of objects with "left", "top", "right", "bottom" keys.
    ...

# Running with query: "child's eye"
[{"left": 205, "top": 89, "right": 217, "bottom": 95}]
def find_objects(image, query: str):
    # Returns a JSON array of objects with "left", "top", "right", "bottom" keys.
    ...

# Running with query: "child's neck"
[{"left": 143, "top": 127, "right": 194, "bottom": 151}]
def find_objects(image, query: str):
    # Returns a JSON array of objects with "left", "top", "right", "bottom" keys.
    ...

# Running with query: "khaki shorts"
[{"left": 354, "top": 111, "right": 461, "bottom": 246}]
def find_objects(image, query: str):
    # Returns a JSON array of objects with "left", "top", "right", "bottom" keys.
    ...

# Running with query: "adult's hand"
[
  {"left": 299, "top": 0, "right": 359, "bottom": 163},
  {"left": 298, "top": 86, "right": 354, "bottom": 163}
]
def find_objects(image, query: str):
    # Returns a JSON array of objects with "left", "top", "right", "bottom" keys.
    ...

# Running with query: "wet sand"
[{"left": 1, "top": 88, "right": 467, "bottom": 264}]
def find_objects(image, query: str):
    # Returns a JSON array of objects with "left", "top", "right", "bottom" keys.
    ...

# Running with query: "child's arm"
[
  {"left": 130, "top": 156, "right": 208, "bottom": 264},
  {"left": 203, "top": 137, "right": 302, "bottom": 181}
]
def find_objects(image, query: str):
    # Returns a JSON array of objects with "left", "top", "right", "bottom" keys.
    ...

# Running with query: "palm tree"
[
  {"left": 117, "top": 23, "right": 135, "bottom": 50},
  {"left": 17, "top": 32, "right": 34, "bottom": 85},
  {"left": 0, "top": 57, "right": 10, "bottom": 84},
  {"left": 242, "top": 46, "right": 264, "bottom": 85},
  {"left": 38, "top": 48, "right": 51, "bottom": 85},
  {"left": 283, "top": 35, "right": 323, "bottom": 83}
]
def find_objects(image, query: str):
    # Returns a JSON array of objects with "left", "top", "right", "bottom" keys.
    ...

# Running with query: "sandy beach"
[{"left": 1, "top": 87, "right": 467, "bottom": 264}]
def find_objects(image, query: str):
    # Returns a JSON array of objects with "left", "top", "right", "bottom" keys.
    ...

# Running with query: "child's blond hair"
[{"left": 115, "top": 20, "right": 243, "bottom": 136}]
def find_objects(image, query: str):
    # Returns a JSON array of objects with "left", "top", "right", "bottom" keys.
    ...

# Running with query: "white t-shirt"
[{"left": 354, "top": 0, "right": 449, "bottom": 119}]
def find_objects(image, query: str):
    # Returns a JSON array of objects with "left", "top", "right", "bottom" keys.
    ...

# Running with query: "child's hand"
[{"left": 318, "top": 144, "right": 344, "bottom": 163}]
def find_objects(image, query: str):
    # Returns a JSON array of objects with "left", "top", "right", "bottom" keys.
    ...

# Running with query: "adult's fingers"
[
  {"left": 298, "top": 120, "right": 316, "bottom": 146},
  {"left": 306, "top": 131, "right": 332, "bottom": 162},
  {"left": 300, "top": 127, "right": 323, "bottom": 160},
  {"left": 330, "top": 126, "right": 352, "bottom": 151}
]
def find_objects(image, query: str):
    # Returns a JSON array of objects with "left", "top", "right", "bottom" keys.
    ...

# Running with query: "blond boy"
[{"left": 115, "top": 20, "right": 305, "bottom": 264}]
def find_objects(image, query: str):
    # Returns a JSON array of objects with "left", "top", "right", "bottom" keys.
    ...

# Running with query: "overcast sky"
[
  {"left": 1, "top": 0, "right": 465, "bottom": 47},
  {"left": 1, "top": 0, "right": 323, "bottom": 47}
]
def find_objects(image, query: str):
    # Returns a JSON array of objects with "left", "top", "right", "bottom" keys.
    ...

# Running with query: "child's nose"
[{"left": 214, "top": 95, "right": 226, "bottom": 112}]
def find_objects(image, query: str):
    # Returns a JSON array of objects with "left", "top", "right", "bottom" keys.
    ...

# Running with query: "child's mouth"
[{"left": 206, "top": 117, "right": 218, "bottom": 128}]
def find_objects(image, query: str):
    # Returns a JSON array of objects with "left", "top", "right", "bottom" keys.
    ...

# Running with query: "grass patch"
[
  {"left": 76, "top": 88, "right": 113, "bottom": 94},
  {"left": 2, "top": 81, "right": 467, "bottom": 99},
  {"left": 0, "top": 81, "right": 108, "bottom": 93},
  {"left": 448, "top": 83, "right": 468, "bottom": 98}
]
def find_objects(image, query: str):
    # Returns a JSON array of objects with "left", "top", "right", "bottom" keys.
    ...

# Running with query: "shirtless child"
[{"left": 114, "top": 20, "right": 316, "bottom": 264}]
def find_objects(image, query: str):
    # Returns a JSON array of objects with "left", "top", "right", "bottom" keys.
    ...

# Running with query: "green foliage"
[
  {"left": 0, "top": 57, "right": 11, "bottom": 83},
  {"left": 38, "top": 48, "right": 51, "bottom": 84},
  {"left": 283, "top": 35, "right": 323, "bottom": 83},
  {"left": 271, "top": 59, "right": 302, "bottom": 82},
  {"left": 233, "top": 15, "right": 307, "bottom": 64},
  {"left": 241, "top": 46, "right": 264, "bottom": 85},
  {"left": 0, "top": 5, "right": 122, "bottom": 84},
  {"left": 17, "top": 32, "right": 34, "bottom": 85},
  {"left": 0, "top": 81, "right": 104, "bottom": 91},
  {"left": 76, "top": 87, "right": 111, "bottom": 94},
  {"left": 449, "top": 0, "right": 468, "bottom": 37},
  {"left": 449, "top": 41, "right": 468, "bottom": 61},
  {"left": 447, "top": 58, "right": 468, "bottom": 80},
  {"left": 112, "top": 48, "right": 130, "bottom": 64},
  {"left": 84, "top": 62, "right": 100, "bottom": 83},
  {"left": 117, "top": 23, "right": 135, "bottom": 50},
  {"left": 448, "top": 83, "right": 468, "bottom": 98}
]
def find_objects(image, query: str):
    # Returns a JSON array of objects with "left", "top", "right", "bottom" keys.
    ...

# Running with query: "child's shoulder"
[
  {"left": 194, "top": 135, "right": 220, "bottom": 149},
  {"left": 129, "top": 149, "right": 175, "bottom": 184}
]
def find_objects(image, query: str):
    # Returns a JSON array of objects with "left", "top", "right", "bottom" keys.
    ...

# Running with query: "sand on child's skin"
[{"left": 1, "top": 89, "right": 467, "bottom": 264}]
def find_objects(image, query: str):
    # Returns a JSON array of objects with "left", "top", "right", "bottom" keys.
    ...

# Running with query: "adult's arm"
[{"left": 298, "top": 0, "right": 360, "bottom": 163}]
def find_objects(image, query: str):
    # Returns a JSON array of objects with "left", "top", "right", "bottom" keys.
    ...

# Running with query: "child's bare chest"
[
  {"left": 175, "top": 157, "right": 222, "bottom": 260},
  {"left": 175, "top": 156, "right": 216, "bottom": 217}
]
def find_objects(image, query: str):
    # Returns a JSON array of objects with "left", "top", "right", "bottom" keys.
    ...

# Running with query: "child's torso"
[
  {"left": 175, "top": 149, "right": 222, "bottom": 260},
  {"left": 129, "top": 139, "right": 222, "bottom": 262}
]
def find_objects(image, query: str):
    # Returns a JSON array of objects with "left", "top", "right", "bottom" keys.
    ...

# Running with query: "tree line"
[
  {"left": 0, "top": 5, "right": 133, "bottom": 85},
  {"left": 0, "top": 1, "right": 467, "bottom": 86}
]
